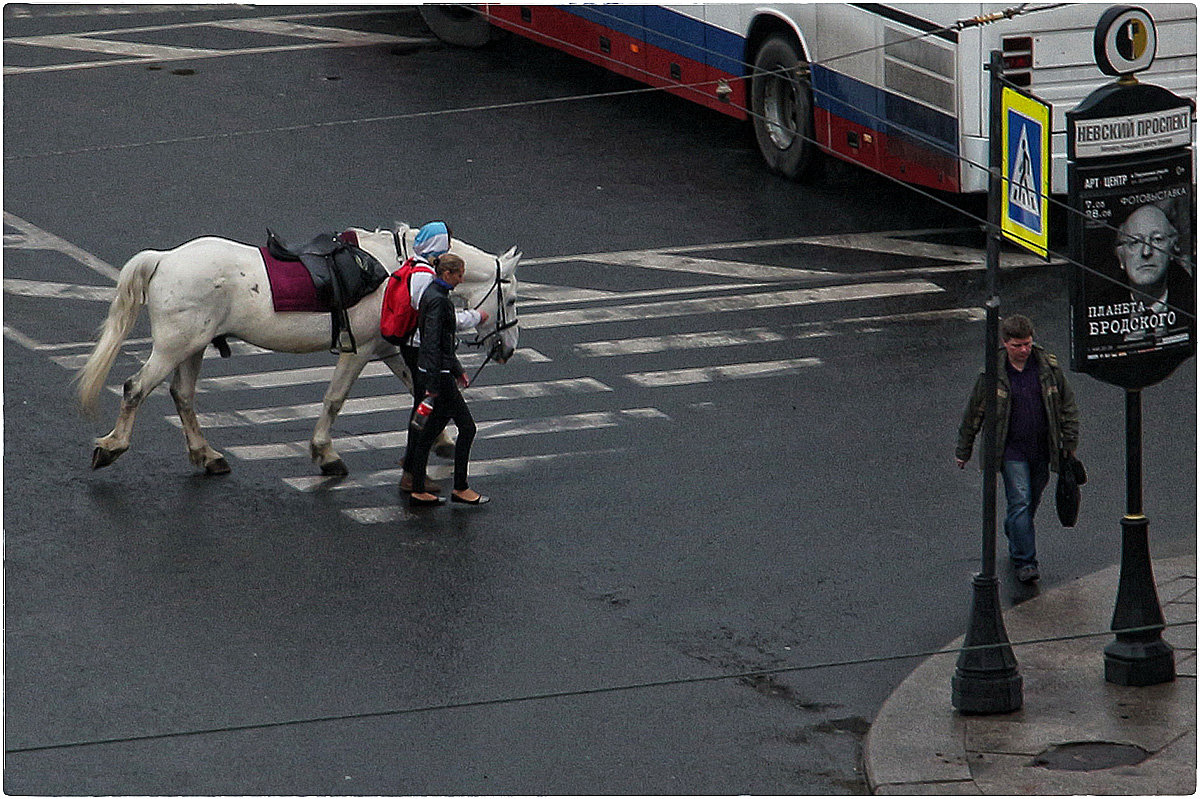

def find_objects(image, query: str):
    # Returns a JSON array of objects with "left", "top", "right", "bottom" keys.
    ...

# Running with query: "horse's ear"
[
  {"left": 394, "top": 221, "right": 411, "bottom": 237},
  {"left": 501, "top": 246, "right": 522, "bottom": 274}
]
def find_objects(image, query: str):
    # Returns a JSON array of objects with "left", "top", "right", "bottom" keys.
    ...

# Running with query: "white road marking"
[
  {"left": 207, "top": 18, "right": 408, "bottom": 44},
  {"left": 169, "top": 348, "right": 551, "bottom": 392},
  {"left": 597, "top": 251, "right": 832, "bottom": 281},
  {"left": 286, "top": 449, "right": 621, "bottom": 493},
  {"left": 520, "top": 280, "right": 773, "bottom": 308},
  {"left": 5, "top": 13, "right": 430, "bottom": 75},
  {"left": 3, "top": 325, "right": 42, "bottom": 350},
  {"left": 519, "top": 282, "right": 618, "bottom": 303},
  {"left": 343, "top": 506, "right": 414, "bottom": 525},
  {"left": 520, "top": 280, "right": 943, "bottom": 329},
  {"left": 625, "top": 358, "right": 823, "bottom": 387},
  {"left": 170, "top": 377, "right": 614, "bottom": 429},
  {"left": 7, "top": 33, "right": 222, "bottom": 60},
  {"left": 4, "top": 278, "right": 115, "bottom": 302},
  {"left": 225, "top": 408, "right": 668, "bottom": 460},
  {"left": 520, "top": 229, "right": 1050, "bottom": 271},
  {"left": 6, "top": 6, "right": 236, "bottom": 19},
  {"left": 575, "top": 307, "right": 986, "bottom": 356},
  {"left": 3, "top": 212, "right": 120, "bottom": 279},
  {"left": 578, "top": 328, "right": 792, "bottom": 356}
]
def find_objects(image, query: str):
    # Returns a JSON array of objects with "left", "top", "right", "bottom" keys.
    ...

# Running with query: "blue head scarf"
[{"left": 414, "top": 221, "right": 451, "bottom": 261}]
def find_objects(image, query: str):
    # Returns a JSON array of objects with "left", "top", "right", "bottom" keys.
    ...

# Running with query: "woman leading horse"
[{"left": 407, "top": 253, "right": 490, "bottom": 507}]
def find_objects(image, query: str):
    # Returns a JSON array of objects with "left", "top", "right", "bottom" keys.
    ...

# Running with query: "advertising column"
[{"left": 1065, "top": 6, "right": 1194, "bottom": 686}]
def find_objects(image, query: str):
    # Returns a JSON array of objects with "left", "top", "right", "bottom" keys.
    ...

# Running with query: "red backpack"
[{"left": 380, "top": 258, "right": 435, "bottom": 344}]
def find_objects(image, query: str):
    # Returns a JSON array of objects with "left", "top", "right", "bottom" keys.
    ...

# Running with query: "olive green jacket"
[{"left": 956, "top": 345, "right": 1080, "bottom": 472}]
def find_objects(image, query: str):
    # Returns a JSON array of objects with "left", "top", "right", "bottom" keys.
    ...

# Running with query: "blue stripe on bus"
[
  {"left": 812, "top": 65, "right": 958, "bottom": 154},
  {"left": 564, "top": 6, "right": 744, "bottom": 73},
  {"left": 557, "top": 6, "right": 958, "bottom": 155}
]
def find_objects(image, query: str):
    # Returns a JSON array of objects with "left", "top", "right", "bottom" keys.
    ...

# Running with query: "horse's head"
[{"left": 455, "top": 244, "right": 521, "bottom": 364}]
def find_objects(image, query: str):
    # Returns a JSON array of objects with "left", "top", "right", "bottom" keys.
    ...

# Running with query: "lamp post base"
[
  {"left": 952, "top": 574, "right": 1023, "bottom": 714},
  {"left": 1105, "top": 515, "right": 1174, "bottom": 687},
  {"left": 1104, "top": 639, "right": 1175, "bottom": 686}
]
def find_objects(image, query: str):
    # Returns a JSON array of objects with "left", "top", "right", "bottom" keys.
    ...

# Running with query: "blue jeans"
[{"left": 1001, "top": 459, "right": 1050, "bottom": 568}]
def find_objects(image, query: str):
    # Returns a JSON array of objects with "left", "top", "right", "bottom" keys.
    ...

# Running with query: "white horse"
[{"left": 75, "top": 223, "right": 521, "bottom": 476}]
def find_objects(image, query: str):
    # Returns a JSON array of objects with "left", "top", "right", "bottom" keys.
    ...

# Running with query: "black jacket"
[{"left": 416, "top": 279, "right": 464, "bottom": 386}]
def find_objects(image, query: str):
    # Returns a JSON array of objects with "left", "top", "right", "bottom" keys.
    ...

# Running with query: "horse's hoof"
[
  {"left": 205, "top": 457, "right": 231, "bottom": 476},
  {"left": 434, "top": 442, "right": 455, "bottom": 459},
  {"left": 91, "top": 446, "right": 120, "bottom": 470},
  {"left": 321, "top": 459, "right": 349, "bottom": 477}
]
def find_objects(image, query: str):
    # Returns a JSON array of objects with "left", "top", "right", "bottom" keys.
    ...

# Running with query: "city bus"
[{"left": 419, "top": 3, "right": 1197, "bottom": 193}]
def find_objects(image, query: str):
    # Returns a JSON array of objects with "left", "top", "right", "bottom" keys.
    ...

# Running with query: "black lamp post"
[
  {"left": 952, "top": 51, "right": 1023, "bottom": 715},
  {"left": 1103, "top": 389, "right": 1175, "bottom": 685}
]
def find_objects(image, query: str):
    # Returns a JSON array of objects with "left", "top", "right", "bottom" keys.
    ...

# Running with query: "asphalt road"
[{"left": 4, "top": 6, "right": 1196, "bottom": 794}]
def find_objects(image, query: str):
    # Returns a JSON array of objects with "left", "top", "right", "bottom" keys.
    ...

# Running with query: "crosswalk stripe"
[
  {"left": 172, "top": 377, "right": 613, "bottom": 428},
  {"left": 4, "top": 278, "right": 115, "bottom": 302},
  {"left": 285, "top": 449, "right": 620, "bottom": 492},
  {"left": 520, "top": 281, "right": 942, "bottom": 329},
  {"left": 576, "top": 307, "right": 986, "bottom": 356},
  {"left": 225, "top": 408, "right": 668, "bottom": 460},
  {"left": 7, "top": 33, "right": 220, "bottom": 59},
  {"left": 4, "top": 212, "right": 121, "bottom": 280},
  {"left": 207, "top": 18, "right": 418, "bottom": 43},
  {"left": 343, "top": 506, "right": 415, "bottom": 524},
  {"left": 520, "top": 280, "right": 773, "bottom": 309},
  {"left": 519, "top": 229, "right": 1048, "bottom": 270},
  {"left": 597, "top": 251, "right": 832, "bottom": 281},
  {"left": 625, "top": 358, "right": 823, "bottom": 387},
  {"left": 181, "top": 348, "right": 551, "bottom": 392},
  {"left": 578, "top": 327, "right": 790, "bottom": 356}
]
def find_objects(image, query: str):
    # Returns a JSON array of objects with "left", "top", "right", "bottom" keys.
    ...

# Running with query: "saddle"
[{"left": 265, "top": 229, "right": 389, "bottom": 353}]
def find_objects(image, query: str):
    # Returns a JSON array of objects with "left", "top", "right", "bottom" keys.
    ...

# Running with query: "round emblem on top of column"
[{"left": 1094, "top": 6, "right": 1158, "bottom": 77}]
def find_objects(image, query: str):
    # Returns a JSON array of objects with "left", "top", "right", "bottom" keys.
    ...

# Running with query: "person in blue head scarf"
[{"left": 398, "top": 221, "right": 488, "bottom": 493}]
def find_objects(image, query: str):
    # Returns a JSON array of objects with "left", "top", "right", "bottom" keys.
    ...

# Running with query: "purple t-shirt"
[{"left": 1005, "top": 358, "right": 1049, "bottom": 464}]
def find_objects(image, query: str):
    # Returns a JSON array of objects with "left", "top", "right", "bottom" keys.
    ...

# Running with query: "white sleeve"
[
  {"left": 455, "top": 309, "right": 482, "bottom": 331},
  {"left": 409, "top": 272, "right": 434, "bottom": 310}
]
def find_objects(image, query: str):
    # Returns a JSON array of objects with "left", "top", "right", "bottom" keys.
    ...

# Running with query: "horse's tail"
[{"left": 75, "top": 249, "right": 161, "bottom": 415}]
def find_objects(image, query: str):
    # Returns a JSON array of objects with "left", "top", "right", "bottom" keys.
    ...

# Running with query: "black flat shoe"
[
  {"left": 409, "top": 494, "right": 446, "bottom": 507},
  {"left": 451, "top": 493, "right": 490, "bottom": 505}
]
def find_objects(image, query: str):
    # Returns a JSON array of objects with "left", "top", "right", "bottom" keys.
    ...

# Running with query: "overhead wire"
[
  {"left": 6, "top": 619, "right": 1193, "bottom": 755},
  {"left": 473, "top": 2, "right": 1196, "bottom": 317}
]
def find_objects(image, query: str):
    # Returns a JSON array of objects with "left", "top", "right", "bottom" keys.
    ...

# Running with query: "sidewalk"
[{"left": 864, "top": 555, "right": 1196, "bottom": 795}]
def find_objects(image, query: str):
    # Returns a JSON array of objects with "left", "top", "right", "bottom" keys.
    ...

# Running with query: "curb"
[{"left": 864, "top": 555, "right": 1197, "bottom": 795}]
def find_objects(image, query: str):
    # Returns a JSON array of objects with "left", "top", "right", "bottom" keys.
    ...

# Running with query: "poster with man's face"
[{"left": 1072, "top": 149, "right": 1195, "bottom": 369}]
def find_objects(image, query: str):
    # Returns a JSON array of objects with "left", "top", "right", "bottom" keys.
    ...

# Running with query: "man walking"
[{"left": 956, "top": 315, "right": 1081, "bottom": 583}]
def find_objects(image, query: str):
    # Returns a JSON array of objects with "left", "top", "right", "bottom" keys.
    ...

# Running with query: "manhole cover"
[{"left": 1031, "top": 741, "right": 1150, "bottom": 771}]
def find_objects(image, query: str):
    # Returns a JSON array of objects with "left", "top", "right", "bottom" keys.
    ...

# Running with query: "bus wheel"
[
  {"left": 750, "top": 35, "right": 820, "bottom": 181},
  {"left": 418, "top": 5, "right": 499, "bottom": 48}
]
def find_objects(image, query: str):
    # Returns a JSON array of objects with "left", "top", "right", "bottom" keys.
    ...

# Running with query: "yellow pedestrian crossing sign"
[{"left": 1001, "top": 86, "right": 1051, "bottom": 258}]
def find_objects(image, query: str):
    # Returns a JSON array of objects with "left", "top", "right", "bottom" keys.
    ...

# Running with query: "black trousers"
[
  {"left": 400, "top": 344, "right": 425, "bottom": 475},
  {"left": 409, "top": 379, "right": 477, "bottom": 493}
]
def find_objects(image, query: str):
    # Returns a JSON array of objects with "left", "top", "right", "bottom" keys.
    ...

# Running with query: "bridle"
[{"left": 464, "top": 258, "right": 518, "bottom": 382}]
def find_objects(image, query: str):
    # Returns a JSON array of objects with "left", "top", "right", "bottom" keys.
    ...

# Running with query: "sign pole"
[
  {"left": 952, "top": 50, "right": 1022, "bottom": 714},
  {"left": 1103, "top": 388, "right": 1175, "bottom": 685}
]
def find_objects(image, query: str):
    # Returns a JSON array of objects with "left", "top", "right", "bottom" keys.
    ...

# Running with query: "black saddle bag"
[{"left": 1055, "top": 453, "right": 1088, "bottom": 528}]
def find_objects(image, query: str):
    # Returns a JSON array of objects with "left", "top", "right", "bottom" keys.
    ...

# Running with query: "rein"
[{"left": 464, "top": 257, "right": 517, "bottom": 384}]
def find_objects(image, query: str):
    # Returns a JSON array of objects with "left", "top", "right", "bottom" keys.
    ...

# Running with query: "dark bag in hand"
[{"left": 1055, "top": 454, "right": 1088, "bottom": 527}]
